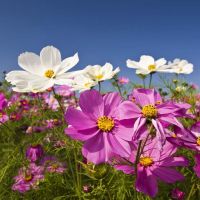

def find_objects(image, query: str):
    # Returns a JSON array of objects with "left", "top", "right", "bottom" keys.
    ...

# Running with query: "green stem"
[
  {"left": 52, "top": 87, "right": 65, "bottom": 114},
  {"left": 135, "top": 140, "right": 142, "bottom": 177},
  {"left": 149, "top": 73, "right": 153, "bottom": 88},
  {"left": 114, "top": 77, "right": 123, "bottom": 97},
  {"left": 98, "top": 81, "right": 101, "bottom": 93},
  {"left": 186, "top": 182, "right": 195, "bottom": 200}
]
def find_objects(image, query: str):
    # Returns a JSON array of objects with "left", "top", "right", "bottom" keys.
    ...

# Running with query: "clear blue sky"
[{"left": 0, "top": 0, "right": 199, "bottom": 85}]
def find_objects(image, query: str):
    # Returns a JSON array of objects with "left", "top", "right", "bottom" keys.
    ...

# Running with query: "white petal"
[
  {"left": 6, "top": 71, "right": 39, "bottom": 84},
  {"left": 126, "top": 59, "right": 141, "bottom": 69},
  {"left": 139, "top": 55, "right": 155, "bottom": 67},
  {"left": 155, "top": 58, "right": 166, "bottom": 67},
  {"left": 12, "top": 81, "right": 31, "bottom": 93},
  {"left": 30, "top": 78, "right": 54, "bottom": 92},
  {"left": 57, "top": 53, "right": 79, "bottom": 75},
  {"left": 40, "top": 46, "right": 61, "bottom": 68},
  {"left": 18, "top": 52, "right": 42, "bottom": 75}
]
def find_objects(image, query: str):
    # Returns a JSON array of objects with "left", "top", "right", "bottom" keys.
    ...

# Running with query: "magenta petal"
[
  {"left": 160, "top": 156, "right": 189, "bottom": 167},
  {"left": 136, "top": 165, "right": 158, "bottom": 198},
  {"left": 159, "top": 116, "right": 183, "bottom": 129},
  {"left": 82, "top": 133, "right": 113, "bottom": 164},
  {"left": 79, "top": 90, "right": 104, "bottom": 119},
  {"left": 65, "top": 107, "right": 96, "bottom": 130},
  {"left": 133, "top": 117, "right": 147, "bottom": 140},
  {"left": 160, "top": 141, "right": 177, "bottom": 159},
  {"left": 65, "top": 126, "right": 99, "bottom": 141},
  {"left": 152, "top": 167, "right": 184, "bottom": 183},
  {"left": 114, "top": 165, "right": 134, "bottom": 174},
  {"left": 194, "top": 154, "right": 200, "bottom": 178},
  {"left": 115, "top": 120, "right": 134, "bottom": 141},
  {"left": 133, "top": 88, "right": 160, "bottom": 106},
  {"left": 117, "top": 101, "right": 141, "bottom": 120},
  {"left": 103, "top": 92, "right": 122, "bottom": 116},
  {"left": 108, "top": 134, "right": 131, "bottom": 158}
]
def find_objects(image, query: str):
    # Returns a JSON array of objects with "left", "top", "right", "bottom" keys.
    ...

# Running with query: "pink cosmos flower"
[
  {"left": 193, "top": 154, "right": 200, "bottom": 178},
  {"left": 0, "top": 111, "right": 9, "bottom": 124},
  {"left": 26, "top": 144, "right": 44, "bottom": 162},
  {"left": 117, "top": 89, "right": 189, "bottom": 147},
  {"left": 118, "top": 77, "right": 129, "bottom": 85},
  {"left": 113, "top": 139, "right": 188, "bottom": 197},
  {"left": 171, "top": 188, "right": 185, "bottom": 200},
  {"left": 41, "top": 156, "right": 66, "bottom": 173},
  {"left": 43, "top": 93, "right": 59, "bottom": 111},
  {"left": 12, "top": 163, "right": 44, "bottom": 193},
  {"left": 54, "top": 85, "right": 74, "bottom": 97},
  {"left": 65, "top": 90, "right": 134, "bottom": 164},
  {"left": 180, "top": 122, "right": 200, "bottom": 151},
  {"left": 0, "top": 92, "right": 7, "bottom": 110}
]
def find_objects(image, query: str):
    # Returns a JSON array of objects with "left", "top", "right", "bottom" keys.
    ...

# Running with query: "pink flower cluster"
[{"left": 65, "top": 89, "right": 200, "bottom": 197}]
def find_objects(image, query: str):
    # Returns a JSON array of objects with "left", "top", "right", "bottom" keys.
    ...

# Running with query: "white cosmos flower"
[
  {"left": 71, "top": 74, "right": 98, "bottom": 92},
  {"left": 127, "top": 55, "right": 169, "bottom": 75},
  {"left": 84, "top": 63, "right": 120, "bottom": 82},
  {"left": 166, "top": 59, "right": 193, "bottom": 74},
  {"left": 6, "top": 46, "right": 82, "bottom": 93}
]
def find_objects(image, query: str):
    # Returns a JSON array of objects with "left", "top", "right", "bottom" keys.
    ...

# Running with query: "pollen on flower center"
[
  {"left": 44, "top": 69, "right": 55, "bottom": 78},
  {"left": 139, "top": 156, "right": 154, "bottom": 167},
  {"left": 0, "top": 112, "right": 2, "bottom": 118},
  {"left": 197, "top": 137, "right": 200, "bottom": 146},
  {"left": 24, "top": 173, "right": 33, "bottom": 182},
  {"left": 97, "top": 116, "right": 114, "bottom": 132},
  {"left": 148, "top": 64, "right": 156, "bottom": 72},
  {"left": 95, "top": 74, "right": 103, "bottom": 80},
  {"left": 142, "top": 104, "right": 157, "bottom": 118}
]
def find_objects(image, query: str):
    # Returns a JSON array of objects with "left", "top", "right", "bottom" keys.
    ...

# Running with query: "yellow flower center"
[
  {"left": 52, "top": 163, "right": 59, "bottom": 169},
  {"left": 197, "top": 137, "right": 200, "bottom": 146},
  {"left": 97, "top": 116, "right": 114, "bottom": 132},
  {"left": 44, "top": 69, "right": 55, "bottom": 78},
  {"left": 84, "top": 82, "right": 92, "bottom": 88},
  {"left": 172, "top": 133, "right": 177, "bottom": 138},
  {"left": 95, "top": 74, "right": 103, "bottom": 81},
  {"left": 24, "top": 174, "right": 33, "bottom": 182},
  {"left": 148, "top": 64, "right": 156, "bottom": 72},
  {"left": 0, "top": 112, "right": 3, "bottom": 118},
  {"left": 142, "top": 104, "right": 157, "bottom": 118},
  {"left": 139, "top": 156, "right": 154, "bottom": 167}
]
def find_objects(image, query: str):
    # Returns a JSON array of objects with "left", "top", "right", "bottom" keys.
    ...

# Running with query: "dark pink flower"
[
  {"left": 193, "top": 154, "right": 200, "bottom": 178},
  {"left": 54, "top": 85, "right": 74, "bottom": 97},
  {"left": 0, "top": 111, "right": 9, "bottom": 124},
  {"left": 12, "top": 163, "right": 44, "bottom": 193},
  {"left": 118, "top": 89, "right": 189, "bottom": 148},
  {"left": 118, "top": 77, "right": 129, "bottom": 85},
  {"left": 114, "top": 139, "right": 188, "bottom": 197},
  {"left": 180, "top": 122, "right": 200, "bottom": 151},
  {"left": 0, "top": 92, "right": 7, "bottom": 110},
  {"left": 171, "top": 188, "right": 185, "bottom": 200},
  {"left": 65, "top": 90, "right": 134, "bottom": 164},
  {"left": 41, "top": 156, "right": 66, "bottom": 173},
  {"left": 26, "top": 144, "right": 44, "bottom": 162}
]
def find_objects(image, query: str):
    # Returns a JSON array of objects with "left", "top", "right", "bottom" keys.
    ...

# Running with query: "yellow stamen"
[
  {"left": 95, "top": 74, "right": 103, "bottom": 81},
  {"left": 148, "top": 64, "right": 156, "bottom": 72},
  {"left": 172, "top": 133, "right": 177, "bottom": 138},
  {"left": 24, "top": 174, "right": 33, "bottom": 182},
  {"left": 97, "top": 116, "right": 114, "bottom": 132},
  {"left": 140, "top": 156, "right": 154, "bottom": 167},
  {"left": 142, "top": 104, "right": 157, "bottom": 118},
  {"left": 0, "top": 112, "right": 2, "bottom": 118},
  {"left": 155, "top": 101, "right": 161, "bottom": 105},
  {"left": 197, "top": 137, "right": 200, "bottom": 146},
  {"left": 44, "top": 69, "right": 55, "bottom": 78},
  {"left": 52, "top": 163, "right": 59, "bottom": 169},
  {"left": 84, "top": 82, "right": 92, "bottom": 88}
]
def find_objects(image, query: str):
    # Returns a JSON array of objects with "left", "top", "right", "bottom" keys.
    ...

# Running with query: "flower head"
[
  {"left": 84, "top": 63, "right": 120, "bottom": 82},
  {"left": 118, "top": 88, "right": 188, "bottom": 147},
  {"left": 127, "top": 55, "right": 168, "bottom": 75},
  {"left": 6, "top": 46, "right": 82, "bottom": 93},
  {"left": 114, "top": 139, "right": 188, "bottom": 197},
  {"left": 167, "top": 58, "right": 193, "bottom": 74},
  {"left": 171, "top": 188, "right": 185, "bottom": 200},
  {"left": 26, "top": 144, "right": 44, "bottom": 162},
  {"left": 65, "top": 90, "right": 134, "bottom": 164},
  {"left": 12, "top": 163, "right": 44, "bottom": 193}
]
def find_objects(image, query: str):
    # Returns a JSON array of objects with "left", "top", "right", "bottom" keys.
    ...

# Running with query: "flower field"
[{"left": 0, "top": 46, "right": 200, "bottom": 199}]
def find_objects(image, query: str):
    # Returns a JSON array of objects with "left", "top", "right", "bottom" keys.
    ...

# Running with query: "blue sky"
[{"left": 0, "top": 0, "right": 199, "bottom": 85}]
